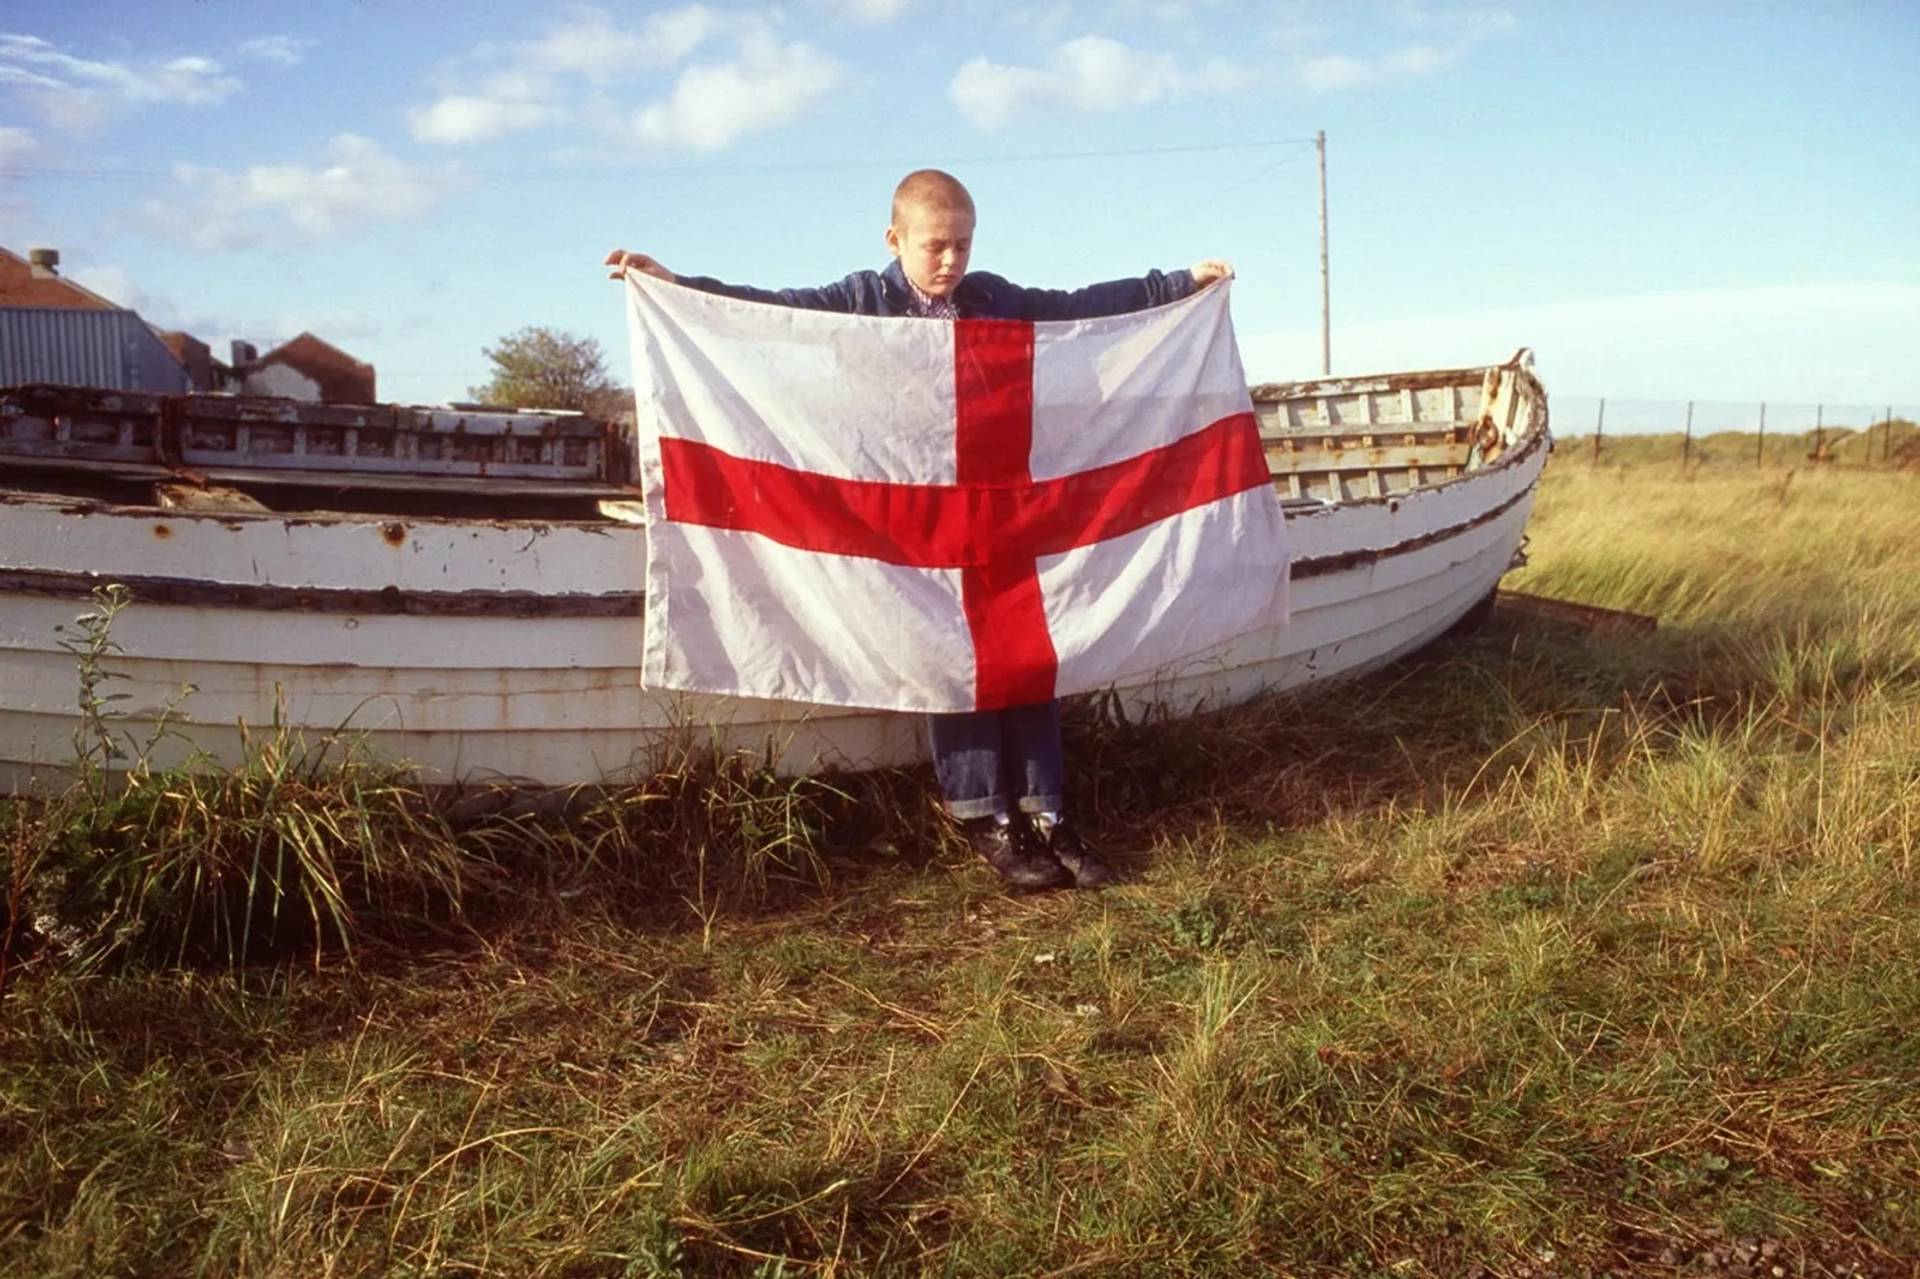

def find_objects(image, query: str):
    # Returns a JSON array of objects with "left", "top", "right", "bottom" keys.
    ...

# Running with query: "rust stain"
[
  {"left": 381, "top": 521, "right": 408, "bottom": 546},
  {"left": 153, "top": 524, "right": 173, "bottom": 539}
]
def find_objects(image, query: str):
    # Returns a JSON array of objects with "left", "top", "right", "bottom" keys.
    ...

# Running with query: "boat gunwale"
[
  {"left": 0, "top": 441, "right": 1546, "bottom": 613},
  {"left": 2, "top": 358, "right": 1549, "bottom": 530}
]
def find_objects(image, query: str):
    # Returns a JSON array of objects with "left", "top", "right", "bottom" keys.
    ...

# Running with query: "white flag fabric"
[{"left": 624, "top": 274, "right": 1290, "bottom": 714}]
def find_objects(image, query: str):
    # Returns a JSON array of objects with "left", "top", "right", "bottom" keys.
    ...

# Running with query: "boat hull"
[{"left": 1, "top": 361, "right": 1549, "bottom": 790}]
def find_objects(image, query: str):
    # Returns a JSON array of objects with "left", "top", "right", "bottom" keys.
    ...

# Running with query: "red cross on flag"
[{"left": 624, "top": 275, "right": 1291, "bottom": 714}]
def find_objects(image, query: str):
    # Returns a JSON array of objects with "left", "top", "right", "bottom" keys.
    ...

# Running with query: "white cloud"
[
  {"left": 411, "top": 6, "right": 844, "bottom": 152},
  {"left": 410, "top": 94, "right": 567, "bottom": 145},
  {"left": 0, "top": 124, "right": 34, "bottom": 168},
  {"left": 1299, "top": 47, "right": 1436, "bottom": 91},
  {"left": 636, "top": 32, "right": 843, "bottom": 150},
  {"left": 410, "top": 5, "right": 722, "bottom": 146},
  {"left": 0, "top": 33, "right": 240, "bottom": 130},
  {"left": 520, "top": 5, "right": 718, "bottom": 82},
  {"left": 236, "top": 35, "right": 316, "bottom": 67},
  {"left": 1299, "top": 8, "right": 1513, "bottom": 92},
  {"left": 65, "top": 264, "right": 206, "bottom": 335},
  {"left": 823, "top": 0, "right": 911, "bottom": 23},
  {"left": 1388, "top": 0, "right": 1498, "bottom": 30},
  {"left": 147, "top": 134, "right": 456, "bottom": 250},
  {"left": 1148, "top": 2, "right": 1208, "bottom": 26},
  {"left": 949, "top": 34, "right": 1244, "bottom": 128},
  {"left": 67, "top": 263, "right": 162, "bottom": 315},
  {"left": 59, "top": 264, "right": 380, "bottom": 356},
  {"left": 1104, "top": 0, "right": 1223, "bottom": 30},
  {"left": 1006, "top": 2, "right": 1075, "bottom": 40}
]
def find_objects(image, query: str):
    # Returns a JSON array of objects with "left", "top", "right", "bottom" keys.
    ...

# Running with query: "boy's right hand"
[
  {"left": 605, "top": 250, "right": 677, "bottom": 282},
  {"left": 1191, "top": 259, "right": 1234, "bottom": 287}
]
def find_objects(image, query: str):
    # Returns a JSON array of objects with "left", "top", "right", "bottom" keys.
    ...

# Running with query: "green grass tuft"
[{"left": 24, "top": 717, "right": 474, "bottom": 971}]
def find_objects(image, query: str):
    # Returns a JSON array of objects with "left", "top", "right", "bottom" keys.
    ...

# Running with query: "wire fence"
[{"left": 1552, "top": 396, "right": 1919, "bottom": 468}]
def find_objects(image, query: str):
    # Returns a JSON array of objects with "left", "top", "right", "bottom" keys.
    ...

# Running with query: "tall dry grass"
[{"left": 1, "top": 455, "right": 1916, "bottom": 1276}]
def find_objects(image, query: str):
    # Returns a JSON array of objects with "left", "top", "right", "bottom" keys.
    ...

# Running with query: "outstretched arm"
[
  {"left": 604, "top": 248, "right": 871, "bottom": 313},
  {"left": 989, "top": 259, "right": 1235, "bottom": 321}
]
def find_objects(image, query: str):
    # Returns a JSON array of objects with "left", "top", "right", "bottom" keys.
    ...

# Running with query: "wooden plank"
[{"left": 1263, "top": 441, "right": 1474, "bottom": 474}]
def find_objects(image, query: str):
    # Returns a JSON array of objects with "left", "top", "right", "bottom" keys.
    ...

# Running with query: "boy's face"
[{"left": 885, "top": 201, "right": 974, "bottom": 299}]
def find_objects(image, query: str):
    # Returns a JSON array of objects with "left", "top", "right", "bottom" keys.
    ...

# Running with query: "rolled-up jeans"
[{"left": 926, "top": 700, "right": 1065, "bottom": 821}]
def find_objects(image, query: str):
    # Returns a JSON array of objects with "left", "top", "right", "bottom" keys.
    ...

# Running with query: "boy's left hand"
[{"left": 1191, "top": 260, "right": 1234, "bottom": 287}]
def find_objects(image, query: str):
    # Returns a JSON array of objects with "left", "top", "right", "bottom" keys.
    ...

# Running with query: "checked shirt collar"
[{"left": 905, "top": 277, "right": 960, "bottom": 320}]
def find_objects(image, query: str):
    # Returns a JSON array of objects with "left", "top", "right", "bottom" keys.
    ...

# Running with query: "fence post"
[
  {"left": 1814, "top": 403, "right": 1824, "bottom": 462},
  {"left": 1756, "top": 402, "right": 1765, "bottom": 467},
  {"left": 1593, "top": 398, "right": 1605, "bottom": 462},
  {"left": 1682, "top": 400, "right": 1693, "bottom": 467},
  {"left": 1887, "top": 405, "right": 1896, "bottom": 465}
]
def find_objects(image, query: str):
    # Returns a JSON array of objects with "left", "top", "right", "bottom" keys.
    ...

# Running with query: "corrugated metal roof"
[{"left": 0, "top": 306, "right": 189, "bottom": 393}]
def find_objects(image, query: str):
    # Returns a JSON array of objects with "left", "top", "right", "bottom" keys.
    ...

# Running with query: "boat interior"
[{"left": 1, "top": 362, "right": 1540, "bottom": 524}]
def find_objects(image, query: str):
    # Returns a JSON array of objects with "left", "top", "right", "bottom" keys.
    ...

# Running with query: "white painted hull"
[{"left": 1, "top": 360, "right": 1549, "bottom": 790}]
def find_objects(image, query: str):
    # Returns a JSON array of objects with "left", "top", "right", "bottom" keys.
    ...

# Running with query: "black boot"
[
  {"left": 1037, "top": 818, "right": 1115, "bottom": 889},
  {"left": 962, "top": 817, "right": 1071, "bottom": 890}
]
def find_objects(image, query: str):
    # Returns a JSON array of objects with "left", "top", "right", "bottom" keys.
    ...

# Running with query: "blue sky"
[{"left": 2, "top": 1, "right": 1915, "bottom": 418}]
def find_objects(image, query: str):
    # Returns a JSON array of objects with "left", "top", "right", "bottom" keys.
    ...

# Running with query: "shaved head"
[
  {"left": 885, "top": 170, "right": 976, "bottom": 299},
  {"left": 891, "top": 169, "right": 975, "bottom": 228}
]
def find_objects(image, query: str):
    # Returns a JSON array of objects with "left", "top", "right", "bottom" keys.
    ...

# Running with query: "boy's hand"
[
  {"left": 605, "top": 249, "right": 677, "bottom": 282},
  {"left": 1191, "top": 259, "right": 1234, "bottom": 287}
]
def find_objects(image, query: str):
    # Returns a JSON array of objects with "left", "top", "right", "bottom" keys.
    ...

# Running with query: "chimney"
[
  {"left": 27, "top": 247, "right": 59, "bottom": 277},
  {"left": 230, "top": 339, "right": 258, "bottom": 368}
]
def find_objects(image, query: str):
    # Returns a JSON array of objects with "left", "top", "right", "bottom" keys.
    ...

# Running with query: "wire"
[
  {"left": 0, "top": 137, "right": 1320, "bottom": 184},
  {"left": 1061, "top": 146, "right": 1316, "bottom": 276}
]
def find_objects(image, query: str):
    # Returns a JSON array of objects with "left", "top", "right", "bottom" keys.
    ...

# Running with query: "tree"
[{"left": 469, "top": 326, "right": 619, "bottom": 412}]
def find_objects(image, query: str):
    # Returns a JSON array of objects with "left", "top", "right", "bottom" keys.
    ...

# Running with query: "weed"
[
  {"left": 51, "top": 583, "right": 135, "bottom": 790},
  {"left": 1165, "top": 897, "right": 1234, "bottom": 951},
  {"left": 31, "top": 714, "right": 475, "bottom": 970},
  {"left": 22, "top": 589, "right": 477, "bottom": 969}
]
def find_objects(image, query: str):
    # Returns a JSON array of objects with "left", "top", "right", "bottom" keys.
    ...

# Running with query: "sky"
[{"left": 2, "top": 1, "right": 1916, "bottom": 422}]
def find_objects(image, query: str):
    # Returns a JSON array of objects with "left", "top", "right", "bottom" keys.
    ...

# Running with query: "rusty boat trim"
[{"left": 0, "top": 567, "right": 644, "bottom": 618}]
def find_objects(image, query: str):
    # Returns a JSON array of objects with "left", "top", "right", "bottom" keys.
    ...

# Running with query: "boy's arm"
[
  {"left": 675, "top": 273, "right": 871, "bottom": 313},
  {"left": 984, "top": 260, "right": 1232, "bottom": 321},
  {"left": 604, "top": 248, "right": 870, "bottom": 313}
]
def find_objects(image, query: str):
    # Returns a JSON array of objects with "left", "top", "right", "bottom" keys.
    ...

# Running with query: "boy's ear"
[{"left": 884, "top": 223, "right": 902, "bottom": 258}]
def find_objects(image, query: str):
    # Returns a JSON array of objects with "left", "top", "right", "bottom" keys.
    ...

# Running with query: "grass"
[{"left": 2, "top": 452, "right": 1918, "bottom": 1276}]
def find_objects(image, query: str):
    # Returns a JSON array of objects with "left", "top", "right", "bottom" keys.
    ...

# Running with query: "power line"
[
  {"left": 0, "top": 137, "right": 1319, "bottom": 184},
  {"left": 1061, "top": 146, "right": 1315, "bottom": 277}
]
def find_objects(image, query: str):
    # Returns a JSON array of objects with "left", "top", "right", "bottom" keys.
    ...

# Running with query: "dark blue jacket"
[{"left": 677, "top": 258, "right": 1197, "bottom": 321}]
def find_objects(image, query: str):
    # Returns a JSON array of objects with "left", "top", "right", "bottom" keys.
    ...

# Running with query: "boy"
[{"left": 608, "top": 169, "right": 1232, "bottom": 891}]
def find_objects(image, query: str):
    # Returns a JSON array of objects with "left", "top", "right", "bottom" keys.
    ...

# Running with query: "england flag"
[{"left": 624, "top": 274, "right": 1290, "bottom": 713}]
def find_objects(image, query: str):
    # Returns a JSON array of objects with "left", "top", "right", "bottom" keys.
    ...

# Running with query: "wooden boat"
[{"left": 0, "top": 353, "right": 1550, "bottom": 791}]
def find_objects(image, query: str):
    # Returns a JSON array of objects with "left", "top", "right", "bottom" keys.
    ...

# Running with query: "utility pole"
[{"left": 1317, "top": 130, "right": 1331, "bottom": 376}]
